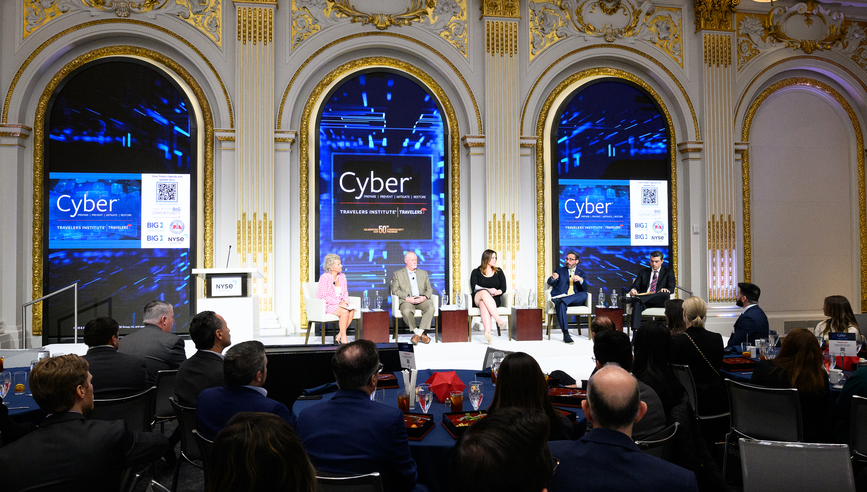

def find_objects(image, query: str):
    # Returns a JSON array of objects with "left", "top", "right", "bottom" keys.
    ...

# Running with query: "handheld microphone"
[{"left": 225, "top": 245, "right": 232, "bottom": 268}]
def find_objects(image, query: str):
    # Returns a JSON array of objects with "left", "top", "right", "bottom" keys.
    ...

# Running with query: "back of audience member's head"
[
  {"left": 189, "top": 310, "right": 222, "bottom": 350},
  {"left": 143, "top": 300, "right": 173, "bottom": 324},
  {"left": 773, "top": 328, "right": 826, "bottom": 395},
  {"left": 585, "top": 364, "right": 642, "bottom": 433},
  {"left": 737, "top": 282, "right": 761, "bottom": 304},
  {"left": 30, "top": 354, "right": 90, "bottom": 413},
  {"left": 590, "top": 316, "right": 615, "bottom": 339},
  {"left": 683, "top": 296, "right": 707, "bottom": 328},
  {"left": 223, "top": 341, "right": 266, "bottom": 386},
  {"left": 450, "top": 408, "right": 554, "bottom": 492},
  {"left": 83, "top": 317, "right": 119, "bottom": 347},
  {"left": 822, "top": 295, "right": 859, "bottom": 335},
  {"left": 664, "top": 299, "right": 686, "bottom": 334},
  {"left": 332, "top": 339, "right": 379, "bottom": 390},
  {"left": 206, "top": 412, "right": 316, "bottom": 492},
  {"left": 488, "top": 352, "right": 560, "bottom": 432},
  {"left": 593, "top": 330, "right": 633, "bottom": 372}
]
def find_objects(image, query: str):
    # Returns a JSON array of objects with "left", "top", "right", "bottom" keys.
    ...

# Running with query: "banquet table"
[
  {"left": 4, "top": 370, "right": 45, "bottom": 425},
  {"left": 292, "top": 368, "right": 585, "bottom": 492}
]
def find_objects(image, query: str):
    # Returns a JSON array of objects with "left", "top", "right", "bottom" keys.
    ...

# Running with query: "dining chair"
[
  {"left": 151, "top": 369, "right": 178, "bottom": 431},
  {"left": 635, "top": 422, "right": 679, "bottom": 462},
  {"left": 739, "top": 438, "right": 854, "bottom": 492},
  {"left": 544, "top": 288, "right": 592, "bottom": 338},
  {"left": 465, "top": 292, "right": 512, "bottom": 340},
  {"left": 169, "top": 397, "right": 203, "bottom": 492},
  {"left": 850, "top": 395, "right": 867, "bottom": 464},
  {"left": 316, "top": 472, "right": 384, "bottom": 492},
  {"left": 671, "top": 365, "right": 731, "bottom": 421},
  {"left": 481, "top": 347, "right": 515, "bottom": 370},
  {"left": 193, "top": 429, "right": 213, "bottom": 489},
  {"left": 302, "top": 281, "right": 361, "bottom": 344},
  {"left": 390, "top": 294, "right": 439, "bottom": 342}
]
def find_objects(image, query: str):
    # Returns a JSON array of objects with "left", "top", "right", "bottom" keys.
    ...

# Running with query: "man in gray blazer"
[
  {"left": 119, "top": 300, "right": 187, "bottom": 385},
  {"left": 390, "top": 252, "right": 435, "bottom": 345}
]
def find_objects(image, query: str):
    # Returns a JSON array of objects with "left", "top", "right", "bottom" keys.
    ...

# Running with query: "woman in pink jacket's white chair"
[{"left": 316, "top": 253, "right": 355, "bottom": 344}]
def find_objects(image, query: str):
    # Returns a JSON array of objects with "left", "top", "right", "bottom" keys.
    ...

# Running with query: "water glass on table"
[
  {"left": 0, "top": 371, "right": 10, "bottom": 399},
  {"left": 469, "top": 380, "right": 483, "bottom": 411},
  {"left": 416, "top": 383, "right": 432, "bottom": 413},
  {"left": 13, "top": 372, "right": 26, "bottom": 395}
]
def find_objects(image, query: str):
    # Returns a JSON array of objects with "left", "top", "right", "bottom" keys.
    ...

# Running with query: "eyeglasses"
[
  {"left": 377, "top": 362, "right": 384, "bottom": 374},
  {"left": 590, "top": 356, "right": 596, "bottom": 363},
  {"left": 552, "top": 456, "right": 560, "bottom": 476}
]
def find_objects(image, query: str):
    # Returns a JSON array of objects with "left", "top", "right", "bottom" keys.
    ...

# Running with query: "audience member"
[
  {"left": 296, "top": 339, "right": 419, "bottom": 492},
  {"left": 0, "top": 355, "right": 168, "bottom": 491},
  {"left": 591, "top": 330, "right": 666, "bottom": 440},
  {"left": 196, "top": 341, "right": 294, "bottom": 439},
  {"left": 547, "top": 365, "right": 699, "bottom": 492},
  {"left": 589, "top": 315, "right": 615, "bottom": 341},
  {"left": 450, "top": 408, "right": 555, "bottom": 492},
  {"left": 487, "top": 352, "right": 575, "bottom": 441},
  {"left": 750, "top": 328, "right": 830, "bottom": 442},
  {"left": 175, "top": 310, "right": 231, "bottom": 406},
  {"left": 632, "top": 320, "right": 685, "bottom": 415},
  {"left": 815, "top": 295, "right": 861, "bottom": 341},
  {"left": 833, "top": 361, "right": 867, "bottom": 443},
  {"left": 671, "top": 296, "right": 727, "bottom": 415},
  {"left": 82, "top": 316, "right": 148, "bottom": 399},
  {"left": 665, "top": 298, "right": 687, "bottom": 336},
  {"left": 118, "top": 300, "right": 187, "bottom": 384},
  {"left": 726, "top": 282, "right": 769, "bottom": 348},
  {"left": 206, "top": 412, "right": 315, "bottom": 492}
]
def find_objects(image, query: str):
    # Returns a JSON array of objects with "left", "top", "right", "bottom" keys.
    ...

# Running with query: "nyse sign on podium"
[{"left": 331, "top": 154, "right": 433, "bottom": 241}]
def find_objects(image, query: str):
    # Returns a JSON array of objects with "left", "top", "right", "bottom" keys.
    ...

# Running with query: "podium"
[{"left": 192, "top": 268, "right": 263, "bottom": 344}]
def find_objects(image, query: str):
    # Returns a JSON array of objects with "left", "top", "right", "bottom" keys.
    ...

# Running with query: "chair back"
[
  {"left": 671, "top": 364, "right": 699, "bottom": 413},
  {"left": 850, "top": 395, "right": 867, "bottom": 459},
  {"left": 303, "top": 282, "right": 317, "bottom": 306},
  {"left": 90, "top": 386, "right": 156, "bottom": 432},
  {"left": 169, "top": 397, "right": 202, "bottom": 464},
  {"left": 726, "top": 379, "right": 803, "bottom": 442},
  {"left": 481, "top": 347, "right": 515, "bottom": 370},
  {"left": 635, "top": 422, "right": 679, "bottom": 461},
  {"left": 739, "top": 438, "right": 854, "bottom": 492},
  {"left": 853, "top": 314, "right": 867, "bottom": 341},
  {"left": 316, "top": 472, "right": 384, "bottom": 492},
  {"left": 152, "top": 369, "right": 178, "bottom": 425},
  {"left": 193, "top": 429, "right": 213, "bottom": 485}
]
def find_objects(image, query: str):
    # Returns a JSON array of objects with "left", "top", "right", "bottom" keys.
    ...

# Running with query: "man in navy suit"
[
  {"left": 547, "top": 251, "right": 589, "bottom": 344},
  {"left": 726, "top": 282, "right": 769, "bottom": 348},
  {"left": 296, "top": 339, "right": 418, "bottom": 492},
  {"left": 627, "top": 250, "right": 676, "bottom": 330},
  {"left": 548, "top": 365, "right": 698, "bottom": 492},
  {"left": 195, "top": 340, "right": 294, "bottom": 439},
  {"left": 82, "top": 317, "right": 148, "bottom": 399},
  {"left": 175, "top": 310, "right": 231, "bottom": 406}
]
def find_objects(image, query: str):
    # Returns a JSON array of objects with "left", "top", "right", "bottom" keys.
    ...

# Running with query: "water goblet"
[
  {"left": 469, "top": 380, "right": 483, "bottom": 411},
  {"left": 0, "top": 372, "right": 10, "bottom": 399},
  {"left": 416, "top": 383, "right": 432, "bottom": 413}
]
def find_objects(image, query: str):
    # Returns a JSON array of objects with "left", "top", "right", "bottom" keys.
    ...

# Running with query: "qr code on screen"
[
  {"left": 641, "top": 187, "right": 658, "bottom": 206},
  {"left": 157, "top": 182, "right": 178, "bottom": 202}
]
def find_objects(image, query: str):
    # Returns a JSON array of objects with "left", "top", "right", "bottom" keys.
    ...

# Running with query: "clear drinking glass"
[
  {"left": 0, "top": 372, "right": 10, "bottom": 399},
  {"left": 469, "top": 380, "right": 483, "bottom": 411},
  {"left": 362, "top": 295, "right": 370, "bottom": 312},
  {"left": 768, "top": 330, "right": 778, "bottom": 348},
  {"left": 456, "top": 293, "right": 463, "bottom": 309},
  {"left": 375, "top": 291, "right": 382, "bottom": 310},
  {"left": 416, "top": 383, "right": 432, "bottom": 413},
  {"left": 491, "top": 353, "right": 505, "bottom": 386},
  {"left": 442, "top": 289, "right": 449, "bottom": 308}
]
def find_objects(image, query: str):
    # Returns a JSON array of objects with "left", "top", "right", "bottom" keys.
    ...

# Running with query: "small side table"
[
  {"left": 439, "top": 308, "right": 469, "bottom": 342},
  {"left": 511, "top": 307, "right": 543, "bottom": 341},
  {"left": 594, "top": 307, "right": 624, "bottom": 332},
  {"left": 360, "top": 310, "right": 390, "bottom": 343}
]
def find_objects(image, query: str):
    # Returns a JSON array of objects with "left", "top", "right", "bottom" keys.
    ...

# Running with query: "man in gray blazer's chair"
[{"left": 391, "top": 252, "right": 435, "bottom": 345}]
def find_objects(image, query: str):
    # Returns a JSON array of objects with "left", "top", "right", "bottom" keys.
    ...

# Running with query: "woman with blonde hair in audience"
[
  {"left": 671, "top": 296, "right": 728, "bottom": 415},
  {"left": 814, "top": 295, "right": 860, "bottom": 342},
  {"left": 664, "top": 298, "right": 687, "bottom": 336},
  {"left": 317, "top": 253, "right": 355, "bottom": 344}
]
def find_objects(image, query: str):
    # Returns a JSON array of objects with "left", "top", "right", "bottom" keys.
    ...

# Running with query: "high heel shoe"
[
  {"left": 484, "top": 331, "right": 492, "bottom": 345},
  {"left": 497, "top": 319, "right": 507, "bottom": 331}
]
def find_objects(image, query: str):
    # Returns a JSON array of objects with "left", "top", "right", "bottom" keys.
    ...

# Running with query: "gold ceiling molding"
[
  {"left": 694, "top": 0, "right": 738, "bottom": 32},
  {"left": 704, "top": 32, "right": 732, "bottom": 67},
  {"left": 238, "top": 5, "right": 274, "bottom": 44},
  {"left": 4, "top": 19, "right": 233, "bottom": 127},
  {"left": 481, "top": 0, "right": 520, "bottom": 18},
  {"left": 30, "top": 45, "right": 215, "bottom": 335},
  {"left": 23, "top": 0, "right": 222, "bottom": 45},
  {"left": 298, "top": 57, "right": 461, "bottom": 329},
  {"left": 529, "top": 0, "right": 683, "bottom": 66},
  {"left": 520, "top": 44, "right": 699, "bottom": 140},
  {"left": 324, "top": 0, "right": 434, "bottom": 30},
  {"left": 278, "top": 32, "right": 481, "bottom": 133},
  {"left": 740, "top": 77, "right": 866, "bottom": 307},
  {"left": 486, "top": 19, "right": 518, "bottom": 55},
  {"left": 535, "top": 67, "right": 679, "bottom": 308}
]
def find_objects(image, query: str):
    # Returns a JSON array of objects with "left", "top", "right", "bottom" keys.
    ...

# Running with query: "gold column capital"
[
  {"left": 233, "top": 0, "right": 278, "bottom": 6},
  {"left": 694, "top": 0, "right": 738, "bottom": 32},
  {"left": 480, "top": 0, "right": 520, "bottom": 19}
]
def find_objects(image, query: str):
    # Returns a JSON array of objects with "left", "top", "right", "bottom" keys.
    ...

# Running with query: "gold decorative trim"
[
  {"left": 217, "top": 136, "right": 236, "bottom": 141},
  {"left": 764, "top": 1, "right": 845, "bottom": 54},
  {"left": 520, "top": 44, "right": 700, "bottom": 140},
  {"left": 704, "top": 33, "right": 732, "bottom": 67},
  {"left": 299, "top": 57, "right": 461, "bottom": 329},
  {"left": 520, "top": 142, "right": 536, "bottom": 148},
  {"left": 325, "top": 0, "right": 435, "bottom": 30},
  {"left": 740, "top": 78, "right": 866, "bottom": 307},
  {"left": 275, "top": 137, "right": 295, "bottom": 143},
  {"left": 694, "top": 0, "right": 738, "bottom": 32},
  {"left": 278, "top": 32, "right": 482, "bottom": 133},
  {"left": 535, "top": 67, "right": 679, "bottom": 307},
  {"left": 4, "top": 19, "right": 233, "bottom": 128},
  {"left": 238, "top": 5, "right": 274, "bottom": 44},
  {"left": 481, "top": 0, "right": 520, "bottom": 18},
  {"left": 31, "top": 46, "right": 215, "bottom": 335},
  {"left": 486, "top": 19, "right": 518, "bottom": 56},
  {"left": 0, "top": 132, "right": 30, "bottom": 139}
]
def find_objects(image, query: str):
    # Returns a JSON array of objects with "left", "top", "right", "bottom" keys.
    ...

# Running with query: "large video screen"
[
  {"left": 316, "top": 71, "right": 448, "bottom": 304},
  {"left": 552, "top": 80, "right": 671, "bottom": 294},
  {"left": 43, "top": 60, "right": 197, "bottom": 341}
]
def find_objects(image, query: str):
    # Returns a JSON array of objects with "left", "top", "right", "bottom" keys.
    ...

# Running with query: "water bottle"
[
  {"left": 598, "top": 288, "right": 605, "bottom": 307},
  {"left": 527, "top": 289, "right": 535, "bottom": 308},
  {"left": 442, "top": 289, "right": 449, "bottom": 308},
  {"left": 375, "top": 291, "right": 382, "bottom": 310},
  {"left": 362, "top": 290, "right": 370, "bottom": 311},
  {"left": 513, "top": 287, "right": 520, "bottom": 308},
  {"left": 611, "top": 290, "right": 618, "bottom": 308}
]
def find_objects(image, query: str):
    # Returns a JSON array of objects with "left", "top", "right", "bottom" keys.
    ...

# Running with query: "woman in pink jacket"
[{"left": 317, "top": 253, "right": 355, "bottom": 344}]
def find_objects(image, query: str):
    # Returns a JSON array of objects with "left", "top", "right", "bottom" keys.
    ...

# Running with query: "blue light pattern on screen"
[{"left": 316, "top": 72, "right": 447, "bottom": 304}]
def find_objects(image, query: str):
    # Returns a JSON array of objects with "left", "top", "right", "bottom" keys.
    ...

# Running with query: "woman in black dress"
[
  {"left": 470, "top": 249, "right": 507, "bottom": 345},
  {"left": 633, "top": 320, "right": 685, "bottom": 417},
  {"left": 671, "top": 296, "right": 728, "bottom": 415}
]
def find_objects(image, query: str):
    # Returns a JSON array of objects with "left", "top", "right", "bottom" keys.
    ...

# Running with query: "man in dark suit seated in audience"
[
  {"left": 547, "top": 365, "right": 699, "bottom": 492},
  {"left": 726, "top": 282, "right": 769, "bottom": 349},
  {"left": 449, "top": 408, "right": 555, "bottom": 492},
  {"left": 0, "top": 355, "right": 168, "bottom": 491},
  {"left": 626, "top": 250, "right": 676, "bottom": 330},
  {"left": 175, "top": 310, "right": 231, "bottom": 407},
  {"left": 296, "top": 339, "right": 419, "bottom": 492},
  {"left": 196, "top": 340, "right": 294, "bottom": 439},
  {"left": 118, "top": 300, "right": 187, "bottom": 385},
  {"left": 82, "top": 317, "right": 148, "bottom": 399}
]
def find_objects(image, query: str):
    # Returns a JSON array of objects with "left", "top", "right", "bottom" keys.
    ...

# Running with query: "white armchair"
[
  {"left": 390, "top": 295, "right": 440, "bottom": 342},
  {"left": 302, "top": 282, "right": 361, "bottom": 344},
  {"left": 466, "top": 291, "right": 513, "bottom": 340},
  {"left": 545, "top": 288, "right": 592, "bottom": 338},
  {"left": 625, "top": 303, "right": 666, "bottom": 333}
]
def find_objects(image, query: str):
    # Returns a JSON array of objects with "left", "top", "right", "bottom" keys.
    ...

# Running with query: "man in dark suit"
[
  {"left": 175, "top": 310, "right": 231, "bottom": 406},
  {"left": 195, "top": 340, "right": 294, "bottom": 439},
  {"left": 82, "top": 317, "right": 148, "bottom": 399},
  {"left": 726, "top": 282, "right": 769, "bottom": 348},
  {"left": 296, "top": 339, "right": 418, "bottom": 492},
  {"left": 118, "top": 300, "right": 187, "bottom": 385},
  {"left": 390, "top": 252, "right": 436, "bottom": 345},
  {"left": 0, "top": 354, "right": 168, "bottom": 492},
  {"left": 548, "top": 365, "right": 699, "bottom": 492},
  {"left": 547, "top": 250, "right": 589, "bottom": 344},
  {"left": 627, "top": 250, "right": 676, "bottom": 330}
]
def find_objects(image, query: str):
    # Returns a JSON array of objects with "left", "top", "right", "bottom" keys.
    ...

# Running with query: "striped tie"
[{"left": 650, "top": 270, "right": 658, "bottom": 293}]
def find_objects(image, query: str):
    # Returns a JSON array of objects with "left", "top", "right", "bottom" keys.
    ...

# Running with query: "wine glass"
[
  {"left": 469, "top": 380, "right": 483, "bottom": 411},
  {"left": 0, "top": 372, "right": 10, "bottom": 399},
  {"left": 441, "top": 290, "right": 449, "bottom": 308},
  {"left": 416, "top": 383, "right": 432, "bottom": 413},
  {"left": 362, "top": 295, "right": 370, "bottom": 312},
  {"left": 491, "top": 353, "right": 505, "bottom": 386},
  {"left": 824, "top": 353, "right": 834, "bottom": 373}
]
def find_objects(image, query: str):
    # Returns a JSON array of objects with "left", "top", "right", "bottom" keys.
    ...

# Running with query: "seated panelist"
[
  {"left": 626, "top": 250, "right": 675, "bottom": 329},
  {"left": 317, "top": 253, "right": 355, "bottom": 345},
  {"left": 546, "top": 250, "right": 588, "bottom": 345},
  {"left": 390, "top": 252, "right": 435, "bottom": 345},
  {"left": 470, "top": 249, "right": 508, "bottom": 346}
]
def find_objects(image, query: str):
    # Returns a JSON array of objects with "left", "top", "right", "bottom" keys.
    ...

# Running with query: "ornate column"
[
  {"left": 233, "top": 0, "right": 279, "bottom": 330},
  {"left": 695, "top": 0, "right": 739, "bottom": 303},
  {"left": 481, "top": 0, "right": 522, "bottom": 292},
  {"left": 0, "top": 125, "right": 30, "bottom": 347}
]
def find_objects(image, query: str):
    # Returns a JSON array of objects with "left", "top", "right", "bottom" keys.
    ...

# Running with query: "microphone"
[
  {"left": 675, "top": 285, "right": 693, "bottom": 296},
  {"left": 225, "top": 245, "right": 232, "bottom": 269}
]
